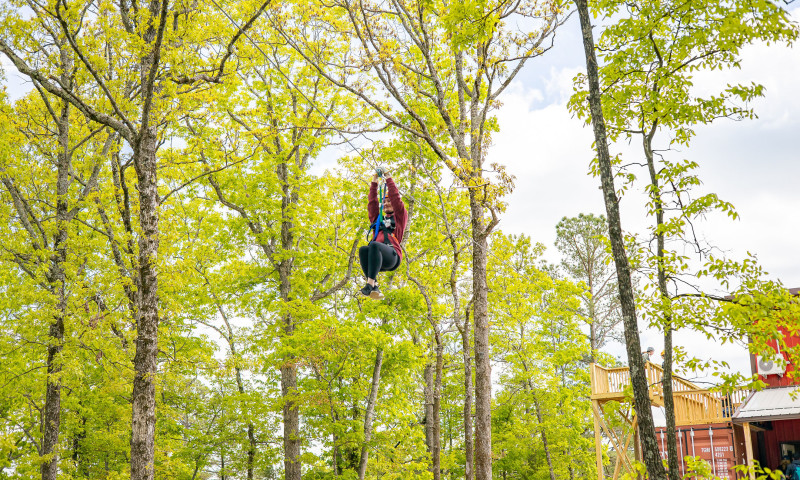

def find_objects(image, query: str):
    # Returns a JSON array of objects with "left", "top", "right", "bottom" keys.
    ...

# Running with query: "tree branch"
[{"left": 0, "top": 40, "right": 135, "bottom": 141}]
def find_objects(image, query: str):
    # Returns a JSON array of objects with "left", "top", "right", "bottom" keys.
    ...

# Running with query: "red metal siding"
[
  {"left": 762, "top": 419, "right": 800, "bottom": 470},
  {"left": 753, "top": 327, "right": 800, "bottom": 388},
  {"left": 656, "top": 424, "right": 738, "bottom": 479}
]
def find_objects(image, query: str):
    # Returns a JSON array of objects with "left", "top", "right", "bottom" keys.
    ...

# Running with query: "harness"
[{"left": 377, "top": 215, "right": 396, "bottom": 245}]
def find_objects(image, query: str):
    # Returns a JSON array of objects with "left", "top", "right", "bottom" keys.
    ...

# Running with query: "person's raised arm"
[
  {"left": 384, "top": 175, "right": 406, "bottom": 221},
  {"left": 368, "top": 176, "right": 380, "bottom": 223}
]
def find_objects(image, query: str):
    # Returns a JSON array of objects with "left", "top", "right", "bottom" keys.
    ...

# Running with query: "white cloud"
[
  {"left": 543, "top": 65, "right": 581, "bottom": 105},
  {"left": 488, "top": 77, "right": 600, "bottom": 258}
]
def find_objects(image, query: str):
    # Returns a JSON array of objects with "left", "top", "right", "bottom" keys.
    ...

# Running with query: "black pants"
[{"left": 359, "top": 242, "right": 400, "bottom": 280}]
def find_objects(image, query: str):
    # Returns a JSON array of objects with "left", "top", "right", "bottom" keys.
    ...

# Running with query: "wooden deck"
[{"left": 590, "top": 362, "right": 749, "bottom": 426}]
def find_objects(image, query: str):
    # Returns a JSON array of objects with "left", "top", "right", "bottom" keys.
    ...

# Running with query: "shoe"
[
  {"left": 369, "top": 285, "right": 384, "bottom": 299},
  {"left": 361, "top": 284, "right": 374, "bottom": 296}
]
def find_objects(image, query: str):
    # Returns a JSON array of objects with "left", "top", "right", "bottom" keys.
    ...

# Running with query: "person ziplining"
[{"left": 359, "top": 168, "right": 407, "bottom": 299}]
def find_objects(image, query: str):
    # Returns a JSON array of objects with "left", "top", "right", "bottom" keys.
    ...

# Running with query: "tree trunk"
[
  {"left": 533, "top": 397, "right": 556, "bottom": 480},
  {"left": 662, "top": 326, "right": 679, "bottom": 480},
  {"left": 357, "top": 348, "right": 384, "bottom": 480},
  {"left": 280, "top": 254, "right": 301, "bottom": 479},
  {"left": 573, "top": 2, "right": 667, "bottom": 479},
  {"left": 234, "top": 350, "right": 256, "bottom": 480},
  {"left": 281, "top": 314, "right": 301, "bottom": 480},
  {"left": 432, "top": 338, "right": 443, "bottom": 480},
  {"left": 40, "top": 44, "right": 72, "bottom": 480},
  {"left": 129, "top": 1, "right": 167, "bottom": 478},
  {"left": 469, "top": 191, "right": 492, "bottom": 480},
  {"left": 424, "top": 363, "right": 435, "bottom": 456},
  {"left": 130, "top": 122, "right": 161, "bottom": 480},
  {"left": 644, "top": 134, "right": 680, "bottom": 480},
  {"left": 277, "top": 155, "right": 302, "bottom": 480}
]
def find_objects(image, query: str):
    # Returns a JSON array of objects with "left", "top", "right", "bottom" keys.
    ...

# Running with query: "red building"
[{"left": 732, "top": 318, "right": 800, "bottom": 477}]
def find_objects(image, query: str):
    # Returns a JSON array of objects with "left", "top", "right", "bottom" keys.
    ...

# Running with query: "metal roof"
[{"left": 732, "top": 386, "right": 800, "bottom": 423}]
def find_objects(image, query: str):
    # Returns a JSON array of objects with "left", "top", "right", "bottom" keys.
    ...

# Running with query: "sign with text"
[{"left": 656, "top": 424, "right": 737, "bottom": 479}]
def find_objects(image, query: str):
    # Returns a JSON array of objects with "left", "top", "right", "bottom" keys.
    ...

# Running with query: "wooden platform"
[{"left": 590, "top": 362, "right": 748, "bottom": 425}]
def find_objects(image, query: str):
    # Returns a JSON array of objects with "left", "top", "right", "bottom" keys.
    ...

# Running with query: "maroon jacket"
[{"left": 369, "top": 177, "right": 407, "bottom": 259}]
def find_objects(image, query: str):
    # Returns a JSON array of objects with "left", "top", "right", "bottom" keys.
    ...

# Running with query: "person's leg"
[
  {"left": 368, "top": 243, "right": 396, "bottom": 299},
  {"left": 380, "top": 246, "right": 400, "bottom": 272},
  {"left": 366, "top": 242, "right": 385, "bottom": 283},
  {"left": 359, "top": 246, "right": 370, "bottom": 278}
]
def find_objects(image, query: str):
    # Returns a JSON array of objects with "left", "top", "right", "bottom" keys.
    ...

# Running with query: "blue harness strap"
[{"left": 372, "top": 184, "right": 385, "bottom": 242}]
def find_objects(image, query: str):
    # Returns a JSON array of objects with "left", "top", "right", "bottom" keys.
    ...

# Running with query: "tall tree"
[
  {"left": 0, "top": 55, "right": 112, "bottom": 477},
  {"left": 571, "top": 0, "right": 667, "bottom": 478},
  {"left": 555, "top": 214, "right": 623, "bottom": 361},
  {"left": 176, "top": 31, "right": 366, "bottom": 476},
  {"left": 490, "top": 234, "right": 595, "bottom": 480},
  {"left": 0, "top": 1, "right": 269, "bottom": 477}
]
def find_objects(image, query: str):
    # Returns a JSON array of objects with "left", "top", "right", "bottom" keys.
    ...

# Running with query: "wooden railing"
[
  {"left": 590, "top": 362, "right": 750, "bottom": 426},
  {"left": 671, "top": 389, "right": 750, "bottom": 425},
  {"left": 591, "top": 362, "right": 700, "bottom": 397}
]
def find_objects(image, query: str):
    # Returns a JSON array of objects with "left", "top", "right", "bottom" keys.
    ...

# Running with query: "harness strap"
[
  {"left": 369, "top": 185, "right": 398, "bottom": 248},
  {"left": 371, "top": 184, "right": 385, "bottom": 242}
]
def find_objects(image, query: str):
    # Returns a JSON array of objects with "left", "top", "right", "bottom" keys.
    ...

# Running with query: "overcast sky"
[{"left": 3, "top": 5, "right": 798, "bottom": 406}]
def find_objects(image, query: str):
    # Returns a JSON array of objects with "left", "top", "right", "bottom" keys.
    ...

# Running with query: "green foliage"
[{"left": 489, "top": 234, "right": 596, "bottom": 480}]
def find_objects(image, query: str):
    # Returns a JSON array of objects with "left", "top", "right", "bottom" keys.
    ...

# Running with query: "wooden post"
[
  {"left": 742, "top": 422, "right": 755, "bottom": 480},
  {"left": 593, "top": 400, "right": 604, "bottom": 480}
]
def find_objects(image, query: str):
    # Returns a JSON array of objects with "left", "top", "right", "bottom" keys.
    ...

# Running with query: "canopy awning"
[{"left": 732, "top": 386, "right": 800, "bottom": 423}]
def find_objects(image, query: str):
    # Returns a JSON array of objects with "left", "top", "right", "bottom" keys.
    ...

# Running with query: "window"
[{"left": 780, "top": 442, "right": 800, "bottom": 460}]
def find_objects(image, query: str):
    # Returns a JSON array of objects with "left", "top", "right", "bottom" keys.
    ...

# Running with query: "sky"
[{"left": 3, "top": 3, "right": 799, "bottom": 413}]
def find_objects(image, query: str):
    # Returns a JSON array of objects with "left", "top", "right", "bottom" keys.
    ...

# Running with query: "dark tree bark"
[
  {"left": 276, "top": 153, "right": 302, "bottom": 480},
  {"left": 129, "top": 3, "right": 169, "bottom": 478},
  {"left": 39, "top": 43, "right": 73, "bottom": 480},
  {"left": 644, "top": 128, "right": 680, "bottom": 480},
  {"left": 573, "top": 1, "right": 667, "bottom": 479},
  {"left": 129, "top": 126, "right": 161, "bottom": 480}
]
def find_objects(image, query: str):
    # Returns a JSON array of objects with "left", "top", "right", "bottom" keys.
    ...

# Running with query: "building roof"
[{"left": 732, "top": 386, "right": 800, "bottom": 423}]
